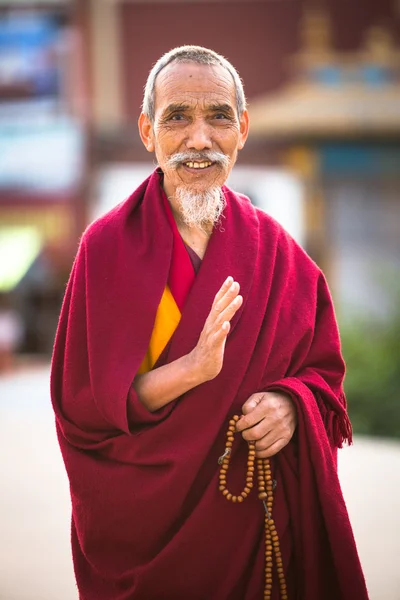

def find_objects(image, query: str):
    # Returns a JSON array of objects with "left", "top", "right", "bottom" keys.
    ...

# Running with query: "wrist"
[{"left": 182, "top": 350, "right": 206, "bottom": 387}]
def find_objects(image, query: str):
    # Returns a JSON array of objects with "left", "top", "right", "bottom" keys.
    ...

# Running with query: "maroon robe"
[{"left": 51, "top": 169, "right": 368, "bottom": 600}]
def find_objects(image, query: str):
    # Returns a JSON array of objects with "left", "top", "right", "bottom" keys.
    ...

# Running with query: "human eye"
[
  {"left": 165, "top": 109, "right": 191, "bottom": 123},
  {"left": 211, "top": 110, "right": 234, "bottom": 122},
  {"left": 160, "top": 108, "right": 188, "bottom": 124},
  {"left": 170, "top": 113, "right": 185, "bottom": 121}
]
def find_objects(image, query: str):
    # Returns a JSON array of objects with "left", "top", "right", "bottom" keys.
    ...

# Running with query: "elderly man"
[{"left": 51, "top": 46, "right": 368, "bottom": 600}]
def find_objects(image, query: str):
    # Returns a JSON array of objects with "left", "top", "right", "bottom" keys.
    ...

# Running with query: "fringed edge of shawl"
[{"left": 316, "top": 392, "right": 353, "bottom": 448}]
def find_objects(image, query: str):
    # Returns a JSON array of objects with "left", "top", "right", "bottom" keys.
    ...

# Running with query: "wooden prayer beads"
[{"left": 218, "top": 415, "right": 288, "bottom": 600}]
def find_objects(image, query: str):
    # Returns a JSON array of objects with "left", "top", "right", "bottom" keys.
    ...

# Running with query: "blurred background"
[{"left": 0, "top": 0, "right": 399, "bottom": 599}]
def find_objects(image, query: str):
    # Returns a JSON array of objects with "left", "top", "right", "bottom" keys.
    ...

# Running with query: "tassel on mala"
[{"left": 218, "top": 415, "right": 288, "bottom": 600}]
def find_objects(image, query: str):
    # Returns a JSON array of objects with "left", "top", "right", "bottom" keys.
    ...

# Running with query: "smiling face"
[{"left": 139, "top": 61, "right": 249, "bottom": 201}]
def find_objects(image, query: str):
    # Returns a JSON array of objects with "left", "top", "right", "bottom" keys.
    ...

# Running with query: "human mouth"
[{"left": 183, "top": 161, "right": 213, "bottom": 170}]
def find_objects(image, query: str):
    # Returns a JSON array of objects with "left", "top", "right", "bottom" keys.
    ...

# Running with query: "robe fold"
[{"left": 51, "top": 169, "right": 368, "bottom": 600}]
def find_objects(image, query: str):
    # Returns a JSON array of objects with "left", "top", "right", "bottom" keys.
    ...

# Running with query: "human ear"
[
  {"left": 138, "top": 113, "right": 155, "bottom": 152},
  {"left": 237, "top": 109, "right": 250, "bottom": 150}
]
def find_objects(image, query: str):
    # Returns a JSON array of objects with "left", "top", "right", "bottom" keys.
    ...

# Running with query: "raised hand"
[{"left": 188, "top": 276, "right": 243, "bottom": 383}]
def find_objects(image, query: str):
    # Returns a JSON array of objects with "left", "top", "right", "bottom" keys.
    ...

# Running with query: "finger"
[
  {"left": 255, "top": 438, "right": 288, "bottom": 459},
  {"left": 236, "top": 401, "right": 269, "bottom": 432},
  {"left": 208, "top": 322, "right": 230, "bottom": 360},
  {"left": 212, "top": 276, "right": 234, "bottom": 308},
  {"left": 203, "top": 281, "right": 235, "bottom": 334},
  {"left": 217, "top": 294, "right": 243, "bottom": 325},
  {"left": 241, "top": 419, "right": 272, "bottom": 442},
  {"left": 212, "top": 320, "right": 231, "bottom": 343},
  {"left": 213, "top": 281, "right": 240, "bottom": 314},
  {"left": 254, "top": 429, "right": 279, "bottom": 451},
  {"left": 200, "top": 293, "right": 236, "bottom": 342},
  {"left": 241, "top": 393, "right": 264, "bottom": 416}
]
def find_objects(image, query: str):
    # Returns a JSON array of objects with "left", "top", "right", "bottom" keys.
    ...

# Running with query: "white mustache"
[{"left": 165, "top": 151, "right": 230, "bottom": 169}]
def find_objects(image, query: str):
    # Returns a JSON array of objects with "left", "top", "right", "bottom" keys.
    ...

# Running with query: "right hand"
[{"left": 187, "top": 276, "right": 243, "bottom": 383}]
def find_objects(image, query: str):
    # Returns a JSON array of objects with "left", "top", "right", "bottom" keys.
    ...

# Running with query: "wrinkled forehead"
[{"left": 153, "top": 61, "right": 237, "bottom": 115}]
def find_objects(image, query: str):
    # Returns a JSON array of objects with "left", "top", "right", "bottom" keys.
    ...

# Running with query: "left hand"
[{"left": 236, "top": 391, "right": 297, "bottom": 458}]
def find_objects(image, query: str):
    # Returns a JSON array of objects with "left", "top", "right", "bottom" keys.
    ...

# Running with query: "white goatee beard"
[{"left": 175, "top": 186, "right": 226, "bottom": 231}]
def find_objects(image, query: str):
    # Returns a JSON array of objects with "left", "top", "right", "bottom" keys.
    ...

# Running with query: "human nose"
[{"left": 185, "top": 118, "right": 213, "bottom": 150}]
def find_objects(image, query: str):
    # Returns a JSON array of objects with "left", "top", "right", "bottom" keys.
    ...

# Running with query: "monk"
[{"left": 51, "top": 46, "right": 369, "bottom": 599}]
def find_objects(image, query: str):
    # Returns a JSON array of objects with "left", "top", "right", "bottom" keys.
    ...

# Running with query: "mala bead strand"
[
  {"left": 218, "top": 416, "right": 255, "bottom": 502},
  {"left": 218, "top": 415, "right": 287, "bottom": 600}
]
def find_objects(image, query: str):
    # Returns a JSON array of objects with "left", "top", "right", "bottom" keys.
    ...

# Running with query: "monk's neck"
[{"left": 169, "top": 198, "right": 212, "bottom": 260}]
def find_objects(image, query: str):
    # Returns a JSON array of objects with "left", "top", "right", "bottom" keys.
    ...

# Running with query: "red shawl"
[{"left": 51, "top": 169, "right": 368, "bottom": 600}]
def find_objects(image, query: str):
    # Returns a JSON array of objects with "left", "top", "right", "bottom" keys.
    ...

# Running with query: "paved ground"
[{"left": 1, "top": 366, "right": 399, "bottom": 600}]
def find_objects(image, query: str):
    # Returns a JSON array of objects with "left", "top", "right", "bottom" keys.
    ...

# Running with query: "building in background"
[
  {"left": 81, "top": 0, "right": 400, "bottom": 317},
  {"left": 249, "top": 6, "right": 400, "bottom": 316},
  {"left": 1, "top": 0, "right": 399, "bottom": 357},
  {"left": 0, "top": 0, "right": 88, "bottom": 355}
]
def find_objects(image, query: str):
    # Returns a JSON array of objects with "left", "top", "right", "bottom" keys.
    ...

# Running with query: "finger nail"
[{"left": 225, "top": 276, "right": 233, "bottom": 285}]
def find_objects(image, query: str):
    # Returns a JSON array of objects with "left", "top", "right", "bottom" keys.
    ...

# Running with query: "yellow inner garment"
[{"left": 137, "top": 286, "right": 181, "bottom": 374}]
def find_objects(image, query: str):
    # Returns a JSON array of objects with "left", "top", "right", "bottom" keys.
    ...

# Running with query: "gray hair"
[{"left": 142, "top": 45, "right": 247, "bottom": 122}]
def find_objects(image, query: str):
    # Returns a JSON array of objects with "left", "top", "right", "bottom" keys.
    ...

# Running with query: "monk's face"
[{"left": 139, "top": 61, "right": 249, "bottom": 199}]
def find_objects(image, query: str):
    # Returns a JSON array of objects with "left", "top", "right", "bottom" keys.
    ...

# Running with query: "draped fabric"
[
  {"left": 138, "top": 187, "right": 196, "bottom": 375},
  {"left": 51, "top": 169, "right": 368, "bottom": 600}
]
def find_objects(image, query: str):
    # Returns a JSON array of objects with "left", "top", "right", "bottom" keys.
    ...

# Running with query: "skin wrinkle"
[
  {"left": 149, "top": 63, "right": 246, "bottom": 198},
  {"left": 139, "top": 62, "right": 249, "bottom": 230},
  {"left": 137, "top": 58, "right": 297, "bottom": 458},
  {"left": 142, "top": 46, "right": 247, "bottom": 122},
  {"left": 156, "top": 63, "right": 234, "bottom": 99}
]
